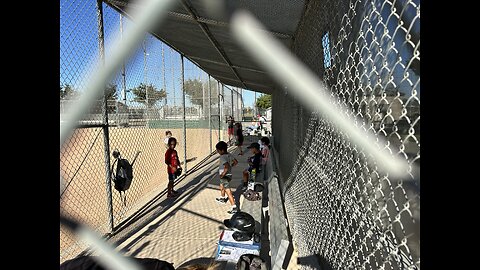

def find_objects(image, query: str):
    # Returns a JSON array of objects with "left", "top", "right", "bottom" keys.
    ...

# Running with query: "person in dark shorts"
[
  {"left": 215, "top": 141, "right": 239, "bottom": 214},
  {"left": 235, "top": 122, "right": 244, "bottom": 155},
  {"left": 226, "top": 116, "right": 235, "bottom": 144}
]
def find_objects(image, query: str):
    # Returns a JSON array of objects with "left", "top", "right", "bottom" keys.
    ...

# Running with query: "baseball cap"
[{"left": 246, "top": 142, "right": 260, "bottom": 149}]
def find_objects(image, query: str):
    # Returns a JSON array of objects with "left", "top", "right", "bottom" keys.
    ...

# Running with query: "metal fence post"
[
  {"left": 162, "top": 43, "right": 167, "bottom": 107},
  {"left": 240, "top": 89, "right": 244, "bottom": 120},
  {"left": 231, "top": 88, "right": 234, "bottom": 120},
  {"left": 120, "top": 13, "right": 126, "bottom": 127},
  {"left": 254, "top": 91, "right": 257, "bottom": 117},
  {"left": 143, "top": 37, "right": 149, "bottom": 126},
  {"left": 208, "top": 75, "right": 212, "bottom": 152},
  {"left": 217, "top": 81, "right": 221, "bottom": 141},
  {"left": 181, "top": 55, "right": 187, "bottom": 172},
  {"left": 120, "top": 14, "right": 126, "bottom": 103},
  {"left": 221, "top": 83, "right": 225, "bottom": 140},
  {"left": 96, "top": 0, "right": 114, "bottom": 232}
]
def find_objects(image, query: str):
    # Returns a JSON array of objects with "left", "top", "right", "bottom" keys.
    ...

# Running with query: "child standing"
[
  {"left": 165, "top": 137, "right": 181, "bottom": 197},
  {"left": 260, "top": 137, "right": 270, "bottom": 177},
  {"left": 260, "top": 137, "right": 270, "bottom": 175},
  {"left": 241, "top": 142, "right": 262, "bottom": 191},
  {"left": 226, "top": 116, "right": 235, "bottom": 145},
  {"left": 235, "top": 122, "right": 244, "bottom": 155},
  {"left": 215, "top": 141, "right": 239, "bottom": 214}
]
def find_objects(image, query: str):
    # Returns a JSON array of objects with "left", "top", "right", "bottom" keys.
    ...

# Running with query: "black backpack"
[
  {"left": 111, "top": 150, "right": 140, "bottom": 205},
  {"left": 114, "top": 158, "right": 133, "bottom": 192}
]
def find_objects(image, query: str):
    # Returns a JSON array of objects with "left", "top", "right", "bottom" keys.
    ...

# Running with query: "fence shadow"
[
  {"left": 107, "top": 159, "right": 219, "bottom": 249},
  {"left": 297, "top": 254, "right": 332, "bottom": 270},
  {"left": 117, "top": 170, "right": 217, "bottom": 254}
]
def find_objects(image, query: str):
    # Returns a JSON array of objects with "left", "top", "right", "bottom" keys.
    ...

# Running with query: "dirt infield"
[{"left": 60, "top": 126, "right": 227, "bottom": 262}]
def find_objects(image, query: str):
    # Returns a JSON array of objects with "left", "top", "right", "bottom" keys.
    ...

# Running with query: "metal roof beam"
[
  {"left": 166, "top": 11, "right": 292, "bottom": 39},
  {"left": 213, "top": 74, "right": 272, "bottom": 89},
  {"left": 187, "top": 55, "right": 267, "bottom": 74},
  {"left": 180, "top": 0, "right": 247, "bottom": 89}
]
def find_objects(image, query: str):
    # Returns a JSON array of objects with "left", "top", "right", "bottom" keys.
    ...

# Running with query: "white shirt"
[{"left": 258, "top": 140, "right": 264, "bottom": 150}]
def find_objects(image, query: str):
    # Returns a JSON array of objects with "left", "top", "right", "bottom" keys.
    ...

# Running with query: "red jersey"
[{"left": 165, "top": 148, "right": 180, "bottom": 174}]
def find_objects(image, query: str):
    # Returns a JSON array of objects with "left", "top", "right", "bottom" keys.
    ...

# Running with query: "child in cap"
[{"left": 241, "top": 142, "right": 262, "bottom": 191}]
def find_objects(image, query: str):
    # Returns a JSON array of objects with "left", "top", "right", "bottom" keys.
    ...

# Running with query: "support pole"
[
  {"left": 181, "top": 55, "right": 187, "bottom": 172},
  {"left": 96, "top": 0, "right": 114, "bottom": 232},
  {"left": 208, "top": 75, "right": 212, "bottom": 152}
]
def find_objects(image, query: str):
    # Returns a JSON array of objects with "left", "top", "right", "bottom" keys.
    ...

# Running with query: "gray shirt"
[{"left": 219, "top": 153, "right": 234, "bottom": 178}]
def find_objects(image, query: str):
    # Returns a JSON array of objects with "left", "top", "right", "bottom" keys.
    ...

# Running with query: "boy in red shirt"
[{"left": 165, "top": 137, "right": 181, "bottom": 197}]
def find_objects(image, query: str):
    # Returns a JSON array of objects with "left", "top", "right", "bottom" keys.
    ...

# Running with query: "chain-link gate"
[
  {"left": 274, "top": 0, "right": 420, "bottom": 269},
  {"left": 60, "top": 0, "right": 243, "bottom": 263}
]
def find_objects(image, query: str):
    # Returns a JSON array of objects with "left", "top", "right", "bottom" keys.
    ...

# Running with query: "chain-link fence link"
[
  {"left": 274, "top": 0, "right": 420, "bottom": 269},
  {"left": 60, "top": 0, "right": 243, "bottom": 263}
]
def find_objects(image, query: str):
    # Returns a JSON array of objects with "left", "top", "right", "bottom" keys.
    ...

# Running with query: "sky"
[{"left": 60, "top": 0, "right": 262, "bottom": 109}]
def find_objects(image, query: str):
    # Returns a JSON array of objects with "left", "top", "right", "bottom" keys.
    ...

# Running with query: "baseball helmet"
[{"left": 223, "top": 211, "right": 255, "bottom": 235}]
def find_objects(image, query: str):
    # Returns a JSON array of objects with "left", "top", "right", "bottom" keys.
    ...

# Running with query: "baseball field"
[{"left": 60, "top": 125, "right": 226, "bottom": 262}]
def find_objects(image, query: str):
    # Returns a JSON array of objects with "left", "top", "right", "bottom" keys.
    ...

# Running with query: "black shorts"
[{"left": 168, "top": 173, "right": 176, "bottom": 182}]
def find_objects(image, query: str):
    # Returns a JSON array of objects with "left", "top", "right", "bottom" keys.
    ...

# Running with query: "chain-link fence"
[
  {"left": 274, "top": 0, "right": 420, "bottom": 269},
  {"left": 60, "top": 0, "right": 243, "bottom": 263},
  {"left": 61, "top": 0, "right": 419, "bottom": 268}
]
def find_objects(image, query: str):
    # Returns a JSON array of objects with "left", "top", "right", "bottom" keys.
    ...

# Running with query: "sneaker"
[
  {"left": 227, "top": 207, "right": 238, "bottom": 214},
  {"left": 167, "top": 193, "right": 178, "bottom": 198},
  {"left": 215, "top": 197, "right": 228, "bottom": 204}
]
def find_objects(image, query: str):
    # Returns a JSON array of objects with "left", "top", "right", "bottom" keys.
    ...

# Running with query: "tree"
[
  {"left": 183, "top": 79, "right": 204, "bottom": 106},
  {"left": 208, "top": 79, "right": 220, "bottom": 106},
  {"left": 101, "top": 83, "right": 119, "bottom": 113},
  {"left": 243, "top": 106, "right": 253, "bottom": 116},
  {"left": 183, "top": 78, "right": 221, "bottom": 106},
  {"left": 131, "top": 83, "right": 166, "bottom": 107},
  {"left": 256, "top": 94, "right": 272, "bottom": 110},
  {"left": 60, "top": 84, "right": 79, "bottom": 99},
  {"left": 104, "top": 83, "right": 118, "bottom": 100}
]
